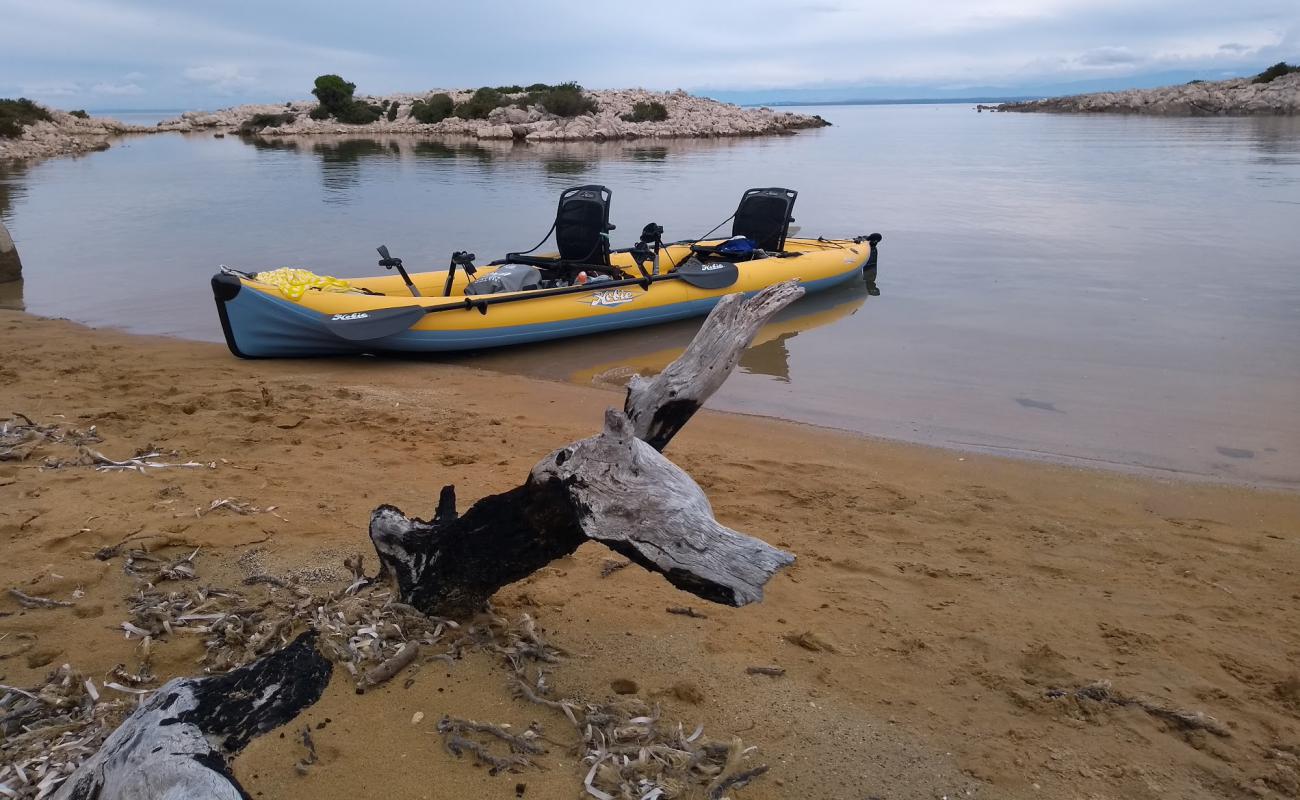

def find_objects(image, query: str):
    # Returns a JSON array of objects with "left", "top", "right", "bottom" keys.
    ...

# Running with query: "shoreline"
[
  {"left": 1, "top": 88, "right": 828, "bottom": 162},
  {"left": 6, "top": 302, "right": 1296, "bottom": 494},
  {"left": 3, "top": 308, "right": 1299, "bottom": 798}
]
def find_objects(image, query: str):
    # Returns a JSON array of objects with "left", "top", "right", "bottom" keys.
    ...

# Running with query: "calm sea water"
[{"left": 3, "top": 105, "right": 1298, "bottom": 488}]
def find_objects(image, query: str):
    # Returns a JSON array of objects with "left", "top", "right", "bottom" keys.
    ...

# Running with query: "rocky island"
[
  {"left": 1, "top": 77, "right": 828, "bottom": 162},
  {"left": 159, "top": 78, "right": 828, "bottom": 141},
  {"left": 999, "top": 63, "right": 1300, "bottom": 115}
]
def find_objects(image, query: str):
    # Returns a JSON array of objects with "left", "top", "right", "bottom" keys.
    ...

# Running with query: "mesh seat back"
[
  {"left": 555, "top": 185, "right": 613, "bottom": 265},
  {"left": 732, "top": 188, "right": 797, "bottom": 252}
]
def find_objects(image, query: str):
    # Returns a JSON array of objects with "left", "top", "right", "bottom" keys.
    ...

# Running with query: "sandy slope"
[{"left": 1, "top": 310, "right": 1297, "bottom": 799}]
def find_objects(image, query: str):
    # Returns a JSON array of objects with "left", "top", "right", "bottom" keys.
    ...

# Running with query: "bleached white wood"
[{"left": 624, "top": 280, "right": 805, "bottom": 450}]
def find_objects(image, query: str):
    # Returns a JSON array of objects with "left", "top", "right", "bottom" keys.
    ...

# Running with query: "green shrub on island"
[
  {"left": 311, "top": 74, "right": 356, "bottom": 112},
  {"left": 526, "top": 83, "right": 551, "bottom": 92},
  {"left": 621, "top": 100, "right": 668, "bottom": 123},
  {"left": 308, "top": 73, "right": 382, "bottom": 124},
  {"left": 335, "top": 101, "right": 383, "bottom": 124},
  {"left": 0, "top": 98, "right": 52, "bottom": 139},
  {"left": 455, "top": 87, "right": 505, "bottom": 120},
  {"left": 68, "top": 109, "right": 90, "bottom": 119},
  {"left": 494, "top": 85, "right": 525, "bottom": 94},
  {"left": 411, "top": 93, "right": 454, "bottom": 123},
  {"left": 537, "top": 82, "right": 597, "bottom": 117},
  {"left": 386, "top": 101, "right": 400, "bottom": 122},
  {"left": 1252, "top": 62, "right": 1300, "bottom": 84},
  {"left": 239, "top": 112, "right": 297, "bottom": 134}
]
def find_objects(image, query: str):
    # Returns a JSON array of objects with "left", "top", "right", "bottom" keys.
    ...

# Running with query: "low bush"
[
  {"left": 525, "top": 83, "right": 551, "bottom": 92},
  {"left": 1252, "top": 62, "right": 1300, "bottom": 84},
  {"left": 494, "top": 84, "right": 524, "bottom": 94},
  {"left": 308, "top": 105, "right": 331, "bottom": 120},
  {"left": 68, "top": 109, "right": 90, "bottom": 119},
  {"left": 334, "top": 101, "right": 382, "bottom": 124},
  {"left": 455, "top": 87, "right": 505, "bottom": 119},
  {"left": 0, "top": 98, "right": 52, "bottom": 138},
  {"left": 621, "top": 100, "right": 668, "bottom": 122},
  {"left": 537, "top": 82, "right": 597, "bottom": 117},
  {"left": 239, "top": 112, "right": 296, "bottom": 134},
  {"left": 411, "top": 93, "right": 454, "bottom": 123},
  {"left": 386, "top": 101, "right": 400, "bottom": 122}
]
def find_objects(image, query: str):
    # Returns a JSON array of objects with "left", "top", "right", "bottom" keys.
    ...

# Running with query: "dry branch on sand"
[
  {"left": 39, "top": 283, "right": 804, "bottom": 799},
  {"left": 368, "top": 281, "right": 804, "bottom": 618}
]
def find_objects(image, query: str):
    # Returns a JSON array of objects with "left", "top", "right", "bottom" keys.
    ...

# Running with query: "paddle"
[{"left": 322, "top": 257, "right": 740, "bottom": 342}]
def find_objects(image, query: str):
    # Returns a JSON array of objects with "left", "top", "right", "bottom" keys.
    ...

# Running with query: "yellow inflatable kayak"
[{"left": 211, "top": 186, "right": 882, "bottom": 358}]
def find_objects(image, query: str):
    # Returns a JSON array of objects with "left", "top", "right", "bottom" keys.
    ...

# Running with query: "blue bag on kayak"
[{"left": 717, "top": 236, "right": 757, "bottom": 256}]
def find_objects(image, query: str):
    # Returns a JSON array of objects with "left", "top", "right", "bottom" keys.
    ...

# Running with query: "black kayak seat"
[
  {"left": 502, "top": 185, "right": 616, "bottom": 272},
  {"left": 693, "top": 188, "right": 798, "bottom": 258}
]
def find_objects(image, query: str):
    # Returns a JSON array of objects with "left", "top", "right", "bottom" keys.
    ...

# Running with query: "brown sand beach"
[{"left": 1, "top": 309, "right": 1298, "bottom": 799}]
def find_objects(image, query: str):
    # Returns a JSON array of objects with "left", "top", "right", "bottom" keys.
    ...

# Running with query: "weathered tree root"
[{"left": 52, "top": 632, "right": 331, "bottom": 800}]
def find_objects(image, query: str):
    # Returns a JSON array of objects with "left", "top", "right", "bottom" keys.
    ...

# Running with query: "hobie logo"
[
  {"left": 332, "top": 312, "right": 370, "bottom": 321},
  {"left": 699, "top": 263, "right": 726, "bottom": 271},
  {"left": 583, "top": 289, "right": 637, "bottom": 308}
]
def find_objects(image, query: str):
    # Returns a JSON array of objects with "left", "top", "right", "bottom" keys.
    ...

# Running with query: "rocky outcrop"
[
  {"left": 0, "top": 219, "right": 20, "bottom": 283},
  {"left": 999, "top": 73, "right": 1300, "bottom": 115},
  {"left": 0, "top": 110, "right": 151, "bottom": 160},
  {"left": 157, "top": 88, "right": 829, "bottom": 141}
]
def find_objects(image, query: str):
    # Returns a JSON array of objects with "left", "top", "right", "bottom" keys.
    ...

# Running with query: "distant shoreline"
[{"left": 739, "top": 97, "right": 1036, "bottom": 107}]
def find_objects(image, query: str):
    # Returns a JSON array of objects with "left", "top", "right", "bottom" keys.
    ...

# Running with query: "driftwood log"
[
  {"left": 53, "top": 632, "right": 331, "bottom": 800},
  {"left": 625, "top": 280, "right": 805, "bottom": 451},
  {"left": 370, "top": 281, "right": 806, "bottom": 617}
]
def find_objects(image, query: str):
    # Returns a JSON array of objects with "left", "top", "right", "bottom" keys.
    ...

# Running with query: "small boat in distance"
[{"left": 210, "top": 186, "right": 882, "bottom": 358}]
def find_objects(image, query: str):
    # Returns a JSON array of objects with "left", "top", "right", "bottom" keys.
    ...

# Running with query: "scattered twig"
[
  {"left": 442, "top": 732, "right": 536, "bottom": 775},
  {"left": 1047, "top": 681, "right": 1231, "bottom": 737},
  {"left": 599, "top": 559, "right": 629, "bottom": 578},
  {"left": 195, "top": 498, "right": 284, "bottom": 520},
  {"left": 84, "top": 448, "right": 209, "bottom": 473},
  {"left": 745, "top": 665, "right": 785, "bottom": 677},
  {"left": 666, "top": 606, "right": 708, "bottom": 619},
  {"left": 7, "top": 589, "right": 74, "bottom": 609},
  {"left": 438, "top": 716, "right": 546, "bottom": 755},
  {"left": 295, "top": 725, "right": 319, "bottom": 775},
  {"left": 362, "top": 641, "right": 419, "bottom": 688}
]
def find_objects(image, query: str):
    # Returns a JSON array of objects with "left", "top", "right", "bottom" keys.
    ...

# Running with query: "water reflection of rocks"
[{"left": 237, "top": 133, "right": 765, "bottom": 204}]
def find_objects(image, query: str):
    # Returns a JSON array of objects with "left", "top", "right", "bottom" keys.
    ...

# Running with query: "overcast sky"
[{"left": 2, "top": 0, "right": 1296, "bottom": 108}]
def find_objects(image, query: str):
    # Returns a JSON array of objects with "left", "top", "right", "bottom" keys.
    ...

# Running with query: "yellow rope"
[{"left": 254, "top": 268, "right": 353, "bottom": 300}]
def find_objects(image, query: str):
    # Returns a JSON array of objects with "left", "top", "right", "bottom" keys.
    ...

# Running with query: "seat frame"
[
  {"left": 692, "top": 187, "right": 798, "bottom": 259},
  {"left": 496, "top": 185, "right": 618, "bottom": 279}
]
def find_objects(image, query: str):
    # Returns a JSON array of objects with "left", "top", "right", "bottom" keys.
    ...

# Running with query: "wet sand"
[{"left": 1, "top": 309, "right": 1298, "bottom": 799}]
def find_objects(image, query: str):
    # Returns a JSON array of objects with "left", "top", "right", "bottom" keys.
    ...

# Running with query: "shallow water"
[{"left": 2, "top": 105, "right": 1298, "bottom": 487}]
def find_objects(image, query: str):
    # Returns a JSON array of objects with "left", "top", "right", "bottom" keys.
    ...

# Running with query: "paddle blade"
[
  {"left": 322, "top": 305, "right": 427, "bottom": 341},
  {"left": 675, "top": 259, "right": 739, "bottom": 289}
]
